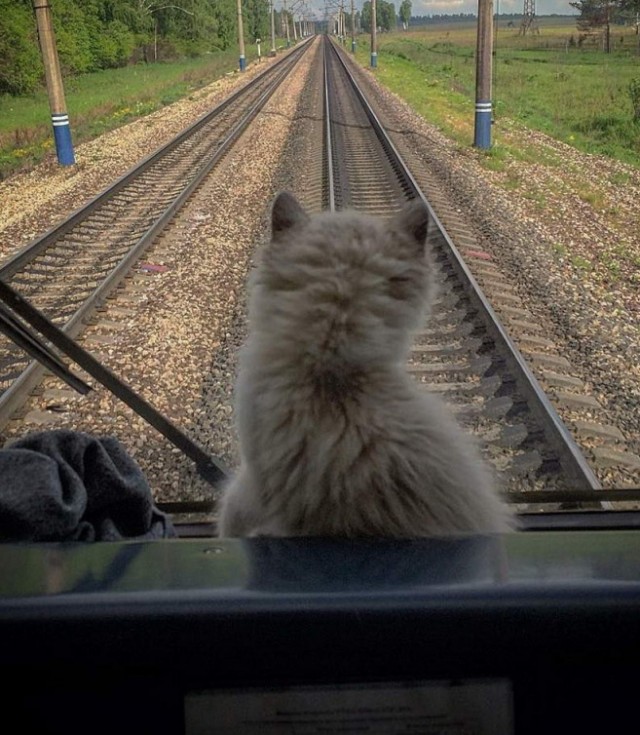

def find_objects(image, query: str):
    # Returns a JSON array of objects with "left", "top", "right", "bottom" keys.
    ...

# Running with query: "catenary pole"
[
  {"left": 270, "top": 0, "right": 276, "bottom": 55},
  {"left": 474, "top": 0, "right": 493, "bottom": 148},
  {"left": 351, "top": 0, "right": 356, "bottom": 52},
  {"left": 370, "top": 0, "right": 377, "bottom": 67},
  {"left": 32, "top": 0, "right": 75, "bottom": 166},
  {"left": 237, "top": 0, "right": 246, "bottom": 71},
  {"left": 283, "top": 0, "right": 291, "bottom": 47}
]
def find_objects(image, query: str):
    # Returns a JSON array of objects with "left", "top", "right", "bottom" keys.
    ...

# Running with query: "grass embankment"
[
  {"left": 0, "top": 44, "right": 265, "bottom": 179},
  {"left": 353, "top": 21, "right": 640, "bottom": 167}
]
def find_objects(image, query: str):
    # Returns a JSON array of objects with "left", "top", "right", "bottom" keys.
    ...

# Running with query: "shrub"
[
  {"left": 91, "top": 20, "right": 136, "bottom": 69},
  {"left": 0, "top": 4, "right": 43, "bottom": 94},
  {"left": 53, "top": 0, "right": 95, "bottom": 74},
  {"left": 629, "top": 78, "right": 640, "bottom": 123}
]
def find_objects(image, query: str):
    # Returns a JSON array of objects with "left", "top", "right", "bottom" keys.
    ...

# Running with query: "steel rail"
[
  {"left": 0, "top": 40, "right": 312, "bottom": 280},
  {"left": 322, "top": 46, "right": 336, "bottom": 213},
  {"left": 0, "top": 41, "right": 311, "bottom": 437},
  {"left": 325, "top": 38, "right": 601, "bottom": 493},
  {"left": 0, "top": 280, "right": 230, "bottom": 485}
]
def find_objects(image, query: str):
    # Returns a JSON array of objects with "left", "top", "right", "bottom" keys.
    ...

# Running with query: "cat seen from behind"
[{"left": 218, "top": 192, "right": 514, "bottom": 537}]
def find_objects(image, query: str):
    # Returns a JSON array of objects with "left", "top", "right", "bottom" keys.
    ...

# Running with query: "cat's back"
[
  {"left": 221, "top": 193, "right": 513, "bottom": 537},
  {"left": 238, "top": 366, "right": 509, "bottom": 536}
]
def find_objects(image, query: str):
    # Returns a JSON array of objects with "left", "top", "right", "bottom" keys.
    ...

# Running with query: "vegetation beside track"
[
  {"left": 351, "top": 20, "right": 640, "bottom": 167},
  {"left": 0, "top": 45, "right": 274, "bottom": 180}
]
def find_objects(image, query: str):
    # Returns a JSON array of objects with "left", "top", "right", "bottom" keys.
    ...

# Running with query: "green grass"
[
  {"left": 353, "top": 22, "right": 640, "bottom": 167},
  {"left": 354, "top": 41, "right": 473, "bottom": 147},
  {"left": 0, "top": 44, "right": 264, "bottom": 179},
  {"left": 571, "top": 254, "right": 593, "bottom": 270}
]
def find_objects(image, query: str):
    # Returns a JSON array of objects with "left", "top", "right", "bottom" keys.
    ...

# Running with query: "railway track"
[
  {"left": 322, "top": 38, "right": 607, "bottom": 507},
  {"left": 1, "top": 35, "right": 638, "bottom": 528},
  {"left": 0, "top": 39, "right": 311, "bottom": 434}
]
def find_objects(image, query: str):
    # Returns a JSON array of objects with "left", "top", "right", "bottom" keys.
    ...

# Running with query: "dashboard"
[{"left": 1, "top": 529, "right": 640, "bottom": 733}]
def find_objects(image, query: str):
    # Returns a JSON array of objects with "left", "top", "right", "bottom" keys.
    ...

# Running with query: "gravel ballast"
[{"left": 0, "top": 38, "right": 638, "bottom": 501}]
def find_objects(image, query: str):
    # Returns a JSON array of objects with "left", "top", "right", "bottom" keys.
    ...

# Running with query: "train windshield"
[{"left": 0, "top": 19, "right": 638, "bottom": 536}]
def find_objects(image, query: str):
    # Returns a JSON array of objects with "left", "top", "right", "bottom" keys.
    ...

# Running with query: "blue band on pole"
[
  {"left": 239, "top": 55, "right": 246, "bottom": 71},
  {"left": 51, "top": 113, "right": 75, "bottom": 166},
  {"left": 370, "top": 51, "right": 377, "bottom": 68},
  {"left": 473, "top": 101, "right": 492, "bottom": 149}
]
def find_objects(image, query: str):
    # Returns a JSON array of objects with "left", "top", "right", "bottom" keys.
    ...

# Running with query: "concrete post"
[
  {"left": 33, "top": 0, "right": 75, "bottom": 166},
  {"left": 474, "top": 0, "right": 493, "bottom": 148}
]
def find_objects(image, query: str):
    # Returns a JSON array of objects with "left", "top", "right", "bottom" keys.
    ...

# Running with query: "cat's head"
[{"left": 249, "top": 192, "right": 436, "bottom": 364}]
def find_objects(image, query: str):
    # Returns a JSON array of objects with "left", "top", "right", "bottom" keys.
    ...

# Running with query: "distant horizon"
[
  {"left": 313, "top": 11, "right": 579, "bottom": 21},
  {"left": 310, "top": 1, "right": 579, "bottom": 20},
  {"left": 408, "top": 11, "right": 578, "bottom": 15}
]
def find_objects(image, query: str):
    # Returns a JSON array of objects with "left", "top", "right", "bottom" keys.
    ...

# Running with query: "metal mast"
[{"left": 519, "top": 0, "right": 539, "bottom": 35}]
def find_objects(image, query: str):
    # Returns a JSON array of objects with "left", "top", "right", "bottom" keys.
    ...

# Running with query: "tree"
[
  {"left": 0, "top": 0, "right": 241, "bottom": 95},
  {"left": 361, "top": 0, "right": 372, "bottom": 32},
  {"left": 618, "top": 0, "right": 640, "bottom": 15},
  {"left": 360, "top": 1, "right": 395, "bottom": 32},
  {"left": 630, "top": 77, "right": 640, "bottom": 120},
  {"left": 399, "top": 0, "right": 411, "bottom": 30},
  {"left": 245, "top": 0, "right": 270, "bottom": 42},
  {"left": 0, "top": 0, "right": 42, "bottom": 94},
  {"left": 569, "top": 0, "right": 620, "bottom": 53},
  {"left": 378, "top": 0, "right": 397, "bottom": 31},
  {"left": 618, "top": 0, "right": 640, "bottom": 54},
  {"left": 211, "top": 0, "right": 238, "bottom": 50}
]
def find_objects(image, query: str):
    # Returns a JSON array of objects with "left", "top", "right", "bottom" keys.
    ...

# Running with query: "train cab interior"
[
  {"left": 3, "top": 41, "right": 640, "bottom": 735},
  {"left": 2, "top": 496, "right": 640, "bottom": 734}
]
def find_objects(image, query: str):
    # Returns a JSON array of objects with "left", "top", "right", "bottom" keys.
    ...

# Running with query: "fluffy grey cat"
[{"left": 218, "top": 192, "right": 513, "bottom": 537}]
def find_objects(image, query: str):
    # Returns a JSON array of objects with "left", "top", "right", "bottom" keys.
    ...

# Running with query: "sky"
[{"left": 310, "top": 0, "right": 578, "bottom": 19}]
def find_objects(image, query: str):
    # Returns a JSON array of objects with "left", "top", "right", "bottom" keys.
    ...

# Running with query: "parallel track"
[
  {"left": 323, "top": 37, "right": 602, "bottom": 503},
  {"left": 3, "top": 35, "right": 634, "bottom": 524},
  {"left": 0, "top": 41, "right": 311, "bottom": 430}
]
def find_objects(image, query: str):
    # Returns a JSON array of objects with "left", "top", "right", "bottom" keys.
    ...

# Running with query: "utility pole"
[
  {"left": 32, "top": 0, "right": 75, "bottom": 166},
  {"left": 474, "top": 0, "right": 493, "bottom": 149},
  {"left": 270, "top": 0, "right": 276, "bottom": 55},
  {"left": 370, "top": 0, "right": 377, "bottom": 67},
  {"left": 283, "top": 0, "right": 291, "bottom": 47},
  {"left": 351, "top": 0, "right": 356, "bottom": 52},
  {"left": 237, "top": 0, "right": 246, "bottom": 71}
]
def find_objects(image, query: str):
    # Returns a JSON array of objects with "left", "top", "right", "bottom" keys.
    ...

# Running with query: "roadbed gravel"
[{"left": 0, "top": 39, "right": 638, "bottom": 503}]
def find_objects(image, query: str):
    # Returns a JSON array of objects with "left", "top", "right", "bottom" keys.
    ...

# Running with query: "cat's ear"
[
  {"left": 390, "top": 199, "right": 430, "bottom": 255},
  {"left": 271, "top": 192, "right": 309, "bottom": 239}
]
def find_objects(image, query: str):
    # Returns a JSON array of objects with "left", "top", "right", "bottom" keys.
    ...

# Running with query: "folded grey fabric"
[{"left": 0, "top": 429, "right": 175, "bottom": 542}]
